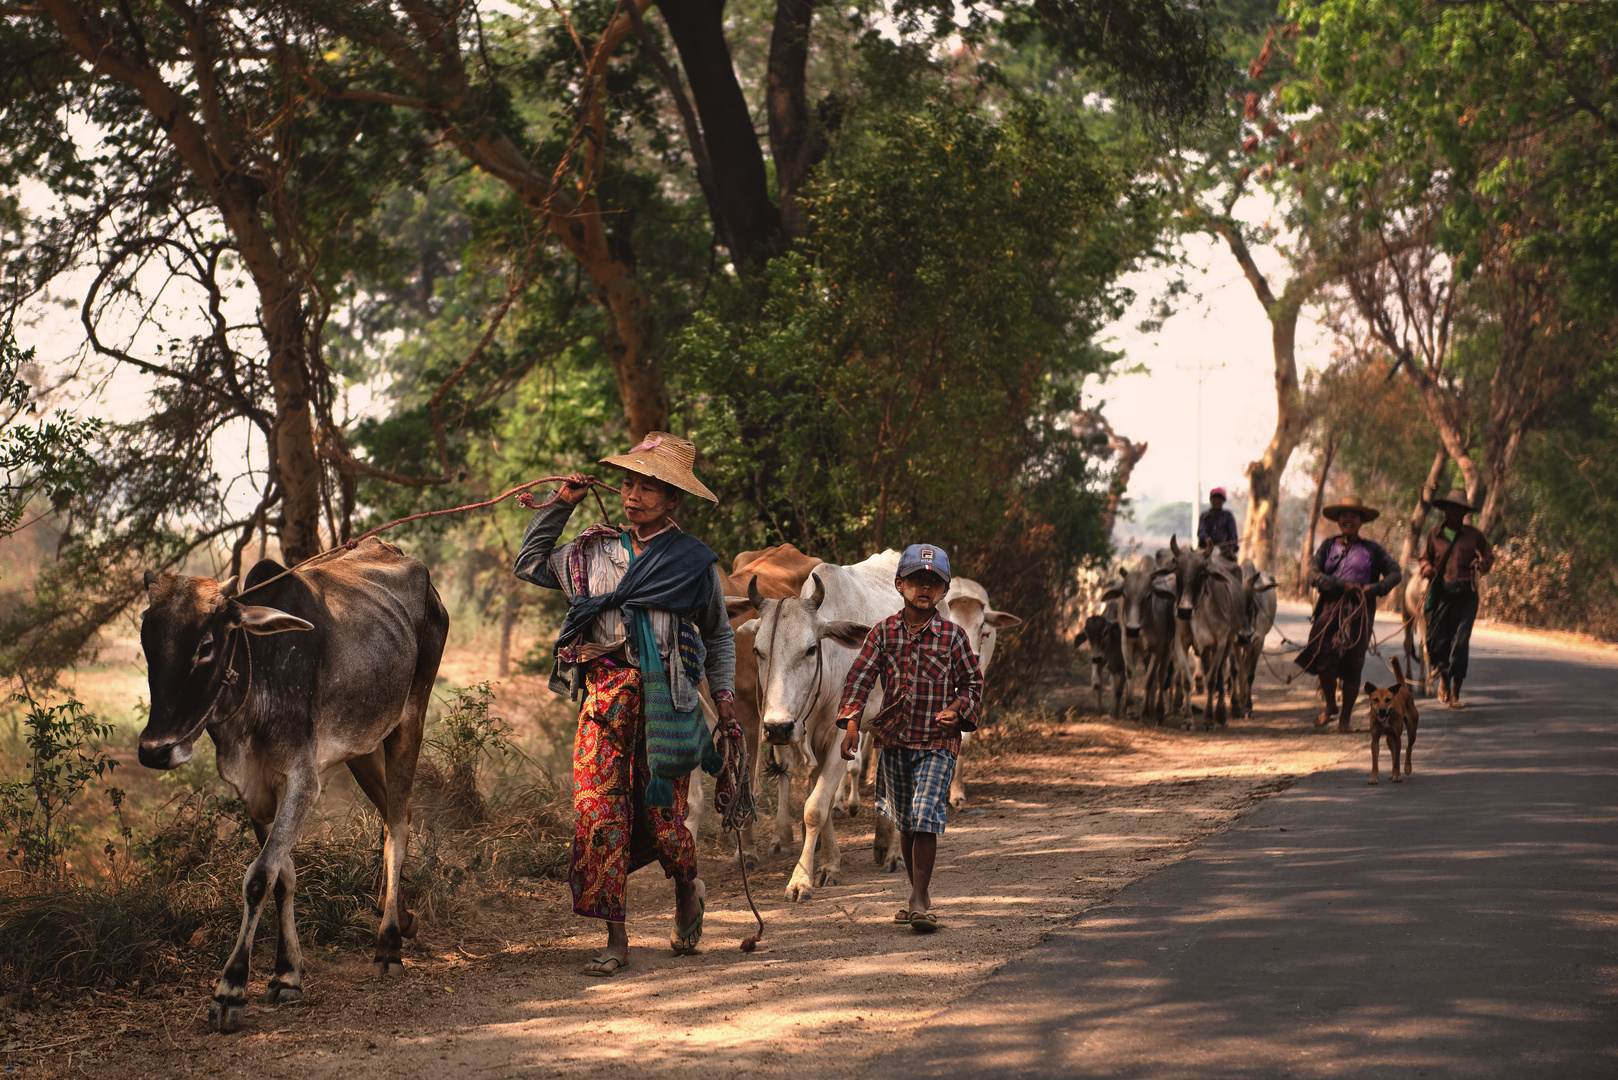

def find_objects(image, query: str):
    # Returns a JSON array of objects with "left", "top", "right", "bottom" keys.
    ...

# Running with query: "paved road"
[{"left": 877, "top": 609, "right": 1618, "bottom": 1078}]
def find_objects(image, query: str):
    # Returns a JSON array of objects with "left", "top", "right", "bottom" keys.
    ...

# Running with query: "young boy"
[{"left": 837, "top": 543, "right": 983, "bottom": 932}]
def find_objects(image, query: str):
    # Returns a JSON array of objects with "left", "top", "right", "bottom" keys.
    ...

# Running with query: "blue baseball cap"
[{"left": 897, "top": 543, "right": 951, "bottom": 583}]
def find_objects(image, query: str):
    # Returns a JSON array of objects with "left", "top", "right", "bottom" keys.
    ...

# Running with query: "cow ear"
[
  {"left": 985, "top": 610, "right": 1022, "bottom": 630},
  {"left": 230, "top": 603, "right": 314, "bottom": 635},
  {"left": 1152, "top": 577, "right": 1177, "bottom": 596},
  {"left": 1255, "top": 575, "right": 1278, "bottom": 593},
  {"left": 724, "top": 595, "right": 753, "bottom": 618},
  {"left": 737, "top": 618, "right": 760, "bottom": 639},
  {"left": 821, "top": 620, "right": 870, "bottom": 647},
  {"left": 1099, "top": 585, "right": 1124, "bottom": 601}
]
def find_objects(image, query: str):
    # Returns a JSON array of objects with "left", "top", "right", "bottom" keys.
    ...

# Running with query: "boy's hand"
[
  {"left": 935, "top": 706, "right": 960, "bottom": 731},
  {"left": 840, "top": 722, "right": 860, "bottom": 760}
]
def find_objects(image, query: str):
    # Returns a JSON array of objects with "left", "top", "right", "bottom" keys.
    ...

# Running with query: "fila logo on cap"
[{"left": 920, "top": 548, "right": 935, "bottom": 561}]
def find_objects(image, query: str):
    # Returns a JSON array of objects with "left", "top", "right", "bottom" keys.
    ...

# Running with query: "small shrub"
[
  {"left": 0, "top": 694, "right": 117, "bottom": 880},
  {"left": 423, "top": 683, "right": 514, "bottom": 824}
]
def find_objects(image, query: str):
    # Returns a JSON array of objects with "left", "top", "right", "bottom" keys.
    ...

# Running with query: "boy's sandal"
[
  {"left": 910, "top": 911, "right": 939, "bottom": 933},
  {"left": 583, "top": 954, "right": 629, "bottom": 977},
  {"left": 893, "top": 909, "right": 914, "bottom": 924}
]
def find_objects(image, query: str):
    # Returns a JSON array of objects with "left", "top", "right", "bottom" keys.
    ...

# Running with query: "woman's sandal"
[
  {"left": 910, "top": 911, "right": 939, "bottom": 933},
  {"left": 670, "top": 881, "right": 706, "bottom": 955},
  {"left": 583, "top": 954, "right": 629, "bottom": 977},
  {"left": 893, "top": 909, "right": 914, "bottom": 924}
]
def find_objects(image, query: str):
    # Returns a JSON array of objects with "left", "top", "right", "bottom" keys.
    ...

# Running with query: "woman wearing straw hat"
[
  {"left": 1294, "top": 496, "right": 1402, "bottom": 731},
  {"left": 1419, "top": 489, "right": 1494, "bottom": 709},
  {"left": 511, "top": 432, "right": 737, "bottom": 977}
]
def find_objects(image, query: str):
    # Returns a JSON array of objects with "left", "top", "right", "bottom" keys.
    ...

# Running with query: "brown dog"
[{"left": 1362, "top": 657, "right": 1420, "bottom": 784}]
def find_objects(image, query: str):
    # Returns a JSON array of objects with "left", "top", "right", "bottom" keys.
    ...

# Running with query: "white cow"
[
  {"left": 741, "top": 551, "right": 900, "bottom": 902},
  {"left": 1230, "top": 559, "right": 1279, "bottom": 718},
  {"left": 1156, "top": 536, "right": 1244, "bottom": 729}
]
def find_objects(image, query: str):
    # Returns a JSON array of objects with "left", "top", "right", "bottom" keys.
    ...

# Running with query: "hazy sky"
[{"left": 1092, "top": 224, "right": 1333, "bottom": 512}]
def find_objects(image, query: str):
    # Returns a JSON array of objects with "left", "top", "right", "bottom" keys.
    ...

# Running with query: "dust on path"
[{"left": 10, "top": 658, "right": 1357, "bottom": 1079}]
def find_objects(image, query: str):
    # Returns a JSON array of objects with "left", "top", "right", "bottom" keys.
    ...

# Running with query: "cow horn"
[
  {"left": 807, "top": 571, "right": 826, "bottom": 612},
  {"left": 747, "top": 574, "right": 764, "bottom": 611},
  {"left": 1169, "top": 534, "right": 1180, "bottom": 557},
  {"left": 217, "top": 575, "right": 238, "bottom": 597},
  {"left": 142, "top": 569, "right": 157, "bottom": 590}
]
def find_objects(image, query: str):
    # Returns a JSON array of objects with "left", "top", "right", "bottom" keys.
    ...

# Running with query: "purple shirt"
[{"left": 1324, "top": 539, "right": 1376, "bottom": 585}]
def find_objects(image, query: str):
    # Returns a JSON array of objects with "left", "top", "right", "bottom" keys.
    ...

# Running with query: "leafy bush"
[{"left": 0, "top": 695, "right": 117, "bottom": 880}]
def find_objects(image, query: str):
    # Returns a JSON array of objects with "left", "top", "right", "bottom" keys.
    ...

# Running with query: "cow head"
[
  {"left": 941, "top": 579, "right": 1021, "bottom": 673},
  {"left": 138, "top": 571, "right": 312, "bottom": 770},
  {"left": 1237, "top": 567, "right": 1278, "bottom": 645},
  {"left": 741, "top": 571, "right": 869, "bottom": 746},
  {"left": 1107, "top": 558, "right": 1175, "bottom": 639},
  {"left": 1155, "top": 535, "right": 1235, "bottom": 622}
]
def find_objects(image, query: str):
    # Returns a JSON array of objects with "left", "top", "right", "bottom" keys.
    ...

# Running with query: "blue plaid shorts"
[{"left": 875, "top": 747, "right": 956, "bottom": 835}]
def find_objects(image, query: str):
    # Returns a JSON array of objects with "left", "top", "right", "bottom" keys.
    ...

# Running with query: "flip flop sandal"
[
  {"left": 910, "top": 911, "right": 939, "bottom": 933},
  {"left": 670, "top": 884, "right": 706, "bottom": 955},
  {"left": 583, "top": 954, "right": 629, "bottom": 977},
  {"left": 893, "top": 909, "right": 914, "bottom": 924}
]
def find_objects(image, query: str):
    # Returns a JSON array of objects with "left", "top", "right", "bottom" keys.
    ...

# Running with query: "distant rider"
[{"left": 1198, "top": 487, "right": 1240, "bottom": 559}]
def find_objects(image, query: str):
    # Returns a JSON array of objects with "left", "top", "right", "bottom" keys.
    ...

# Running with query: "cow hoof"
[
  {"left": 784, "top": 879, "right": 814, "bottom": 903},
  {"left": 879, "top": 854, "right": 902, "bottom": 873},
  {"left": 399, "top": 909, "right": 418, "bottom": 940},
  {"left": 263, "top": 982, "right": 302, "bottom": 1004},
  {"left": 209, "top": 999, "right": 245, "bottom": 1033},
  {"left": 948, "top": 797, "right": 966, "bottom": 811},
  {"left": 815, "top": 867, "right": 841, "bottom": 887},
  {"left": 374, "top": 960, "right": 405, "bottom": 976},
  {"left": 735, "top": 852, "right": 759, "bottom": 871}
]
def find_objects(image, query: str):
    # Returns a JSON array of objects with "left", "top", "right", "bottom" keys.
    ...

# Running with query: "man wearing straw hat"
[
  {"left": 1420, "top": 489, "right": 1494, "bottom": 709},
  {"left": 511, "top": 432, "right": 736, "bottom": 977},
  {"left": 1295, "top": 496, "right": 1402, "bottom": 731}
]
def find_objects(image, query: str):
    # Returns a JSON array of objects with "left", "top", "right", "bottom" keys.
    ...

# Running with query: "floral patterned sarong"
[{"left": 570, "top": 664, "right": 696, "bottom": 922}]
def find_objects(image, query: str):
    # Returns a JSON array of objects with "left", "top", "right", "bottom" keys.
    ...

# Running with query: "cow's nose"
[
  {"left": 138, "top": 742, "right": 173, "bottom": 770},
  {"left": 1177, "top": 608, "right": 1193, "bottom": 621},
  {"left": 1237, "top": 632, "right": 1253, "bottom": 644},
  {"left": 1125, "top": 626, "right": 1142, "bottom": 638},
  {"left": 763, "top": 723, "right": 795, "bottom": 745}
]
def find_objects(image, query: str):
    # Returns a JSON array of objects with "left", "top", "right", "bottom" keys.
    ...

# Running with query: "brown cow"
[{"left": 692, "top": 544, "right": 821, "bottom": 868}]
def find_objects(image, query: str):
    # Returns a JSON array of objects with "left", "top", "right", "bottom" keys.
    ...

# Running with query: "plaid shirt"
[{"left": 836, "top": 612, "right": 984, "bottom": 754}]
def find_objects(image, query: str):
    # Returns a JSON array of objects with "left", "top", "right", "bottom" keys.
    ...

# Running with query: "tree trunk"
[
  {"left": 260, "top": 289, "right": 323, "bottom": 564},
  {"left": 659, "top": 0, "right": 783, "bottom": 270},
  {"left": 1477, "top": 423, "right": 1524, "bottom": 535},
  {"left": 497, "top": 582, "right": 520, "bottom": 679},
  {"left": 1297, "top": 432, "right": 1337, "bottom": 597},
  {"left": 1244, "top": 307, "right": 1303, "bottom": 575},
  {"left": 767, "top": 0, "right": 817, "bottom": 237}
]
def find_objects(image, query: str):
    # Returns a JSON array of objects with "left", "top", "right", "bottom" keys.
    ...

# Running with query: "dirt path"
[{"left": 7, "top": 642, "right": 1361, "bottom": 1079}]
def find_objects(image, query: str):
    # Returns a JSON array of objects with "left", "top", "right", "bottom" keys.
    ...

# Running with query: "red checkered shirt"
[{"left": 836, "top": 611, "right": 984, "bottom": 754}]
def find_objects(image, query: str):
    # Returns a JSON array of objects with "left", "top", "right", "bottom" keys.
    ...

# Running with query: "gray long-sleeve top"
[{"left": 512, "top": 500, "right": 735, "bottom": 703}]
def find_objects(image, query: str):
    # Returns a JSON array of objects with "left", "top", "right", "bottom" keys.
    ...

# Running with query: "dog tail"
[{"left": 1391, "top": 656, "right": 1407, "bottom": 687}]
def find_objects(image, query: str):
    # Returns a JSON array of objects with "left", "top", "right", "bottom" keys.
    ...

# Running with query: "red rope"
[{"left": 236, "top": 474, "right": 617, "bottom": 598}]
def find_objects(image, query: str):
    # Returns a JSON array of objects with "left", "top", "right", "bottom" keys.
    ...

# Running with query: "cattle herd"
[
  {"left": 133, "top": 532, "right": 1295, "bottom": 1033},
  {"left": 1087, "top": 536, "right": 1279, "bottom": 729}
]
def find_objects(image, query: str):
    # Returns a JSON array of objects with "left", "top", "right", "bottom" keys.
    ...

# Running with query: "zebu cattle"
[
  {"left": 690, "top": 544, "right": 821, "bottom": 867},
  {"left": 1100, "top": 555, "right": 1186, "bottom": 724},
  {"left": 740, "top": 551, "right": 898, "bottom": 901},
  {"left": 1155, "top": 536, "right": 1243, "bottom": 729},
  {"left": 1080, "top": 602, "right": 1127, "bottom": 716},
  {"left": 1401, "top": 567, "right": 1433, "bottom": 696},
  {"left": 137, "top": 540, "right": 448, "bottom": 1032},
  {"left": 935, "top": 577, "right": 1020, "bottom": 809},
  {"left": 1230, "top": 560, "right": 1279, "bottom": 718}
]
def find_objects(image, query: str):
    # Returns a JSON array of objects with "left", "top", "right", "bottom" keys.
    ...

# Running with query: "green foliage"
[
  {"left": 0, "top": 695, "right": 116, "bottom": 880},
  {"left": 1285, "top": 0, "right": 1618, "bottom": 311},
  {"left": 0, "top": 334, "right": 99, "bottom": 538}
]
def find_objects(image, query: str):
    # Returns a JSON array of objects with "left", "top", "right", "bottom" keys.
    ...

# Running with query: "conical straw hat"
[
  {"left": 599, "top": 431, "right": 718, "bottom": 503},
  {"left": 1321, "top": 495, "right": 1381, "bottom": 523}
]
